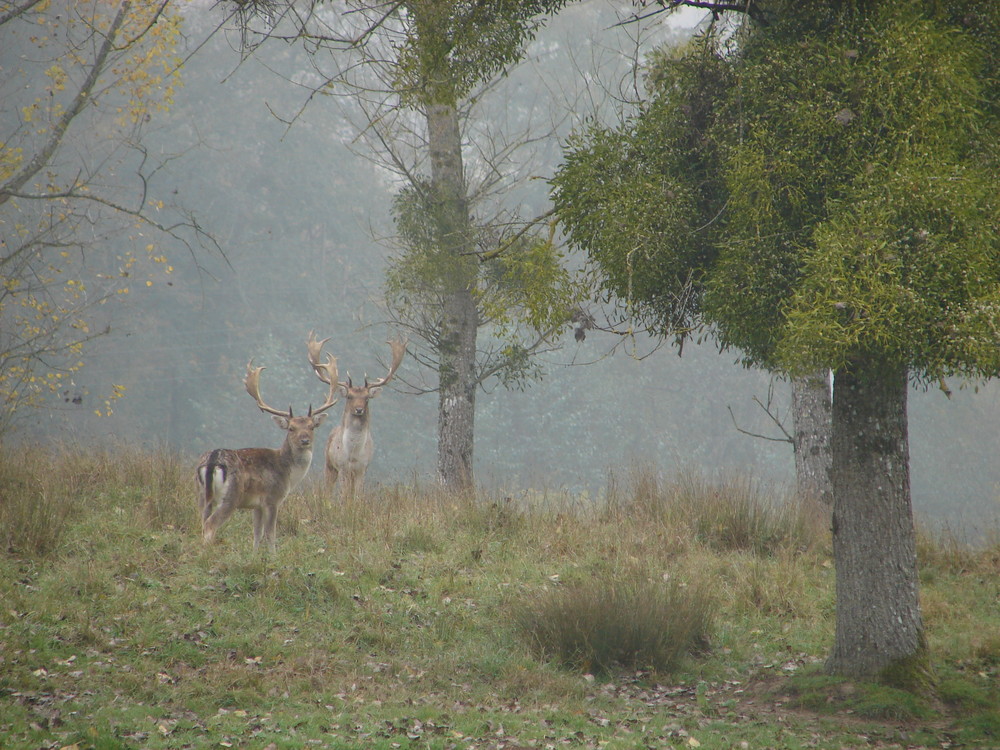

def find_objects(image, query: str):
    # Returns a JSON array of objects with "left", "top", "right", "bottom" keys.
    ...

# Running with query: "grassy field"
[{"left": 1, "top": 446, "right": 998, "bottom": 749}]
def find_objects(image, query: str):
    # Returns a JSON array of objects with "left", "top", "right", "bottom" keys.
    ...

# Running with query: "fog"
[{"left": 9, "top": 1, "right": 999, "bottom": 537}]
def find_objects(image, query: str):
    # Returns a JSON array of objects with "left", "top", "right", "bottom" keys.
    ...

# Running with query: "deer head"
[
  {"left": 244, "top": 355, "right": 340, "bottom": 446},
  {"left": 307, "top": 331, "right": 406, "bottom": 424}
]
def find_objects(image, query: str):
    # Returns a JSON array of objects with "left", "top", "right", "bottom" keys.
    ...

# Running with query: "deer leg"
[
  {"left": 197, "top": 470, "right": 216, "bottom": 522},
  {"left": 325, "top": 461, "right": 340, "bottom": 507},
  {"left": 340, "top": 472, "right": 354, "bottom": 502},
  {"left": 200, "top": 488, "right": 217, "bottom": 525},
  {"left": 252, "top": 507, "right": 266, "bottom": 551},
  {"left": 260, "top": 504, "right": 280, "bottom": 552},
  {"left": 325, "top": 461, "right": 339, "bottom": 487},
  {"left": 203, "top": 498, "right": 238, "bottom": 545}
]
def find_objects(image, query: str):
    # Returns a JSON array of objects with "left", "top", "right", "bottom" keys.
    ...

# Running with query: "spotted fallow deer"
[
  {"left": 307, "top": 331, "right": 406, "bottom": 500},
  {"left": 195, "top": 345, "right": 339, "bottom": 550}
]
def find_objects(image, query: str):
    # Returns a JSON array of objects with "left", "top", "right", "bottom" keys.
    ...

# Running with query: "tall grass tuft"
[
  {"left": 0, "top": 448, "right": 71, "bottom": 557},
  {"left": 513, "top": 574, "right": 714, "bottom": 675}
]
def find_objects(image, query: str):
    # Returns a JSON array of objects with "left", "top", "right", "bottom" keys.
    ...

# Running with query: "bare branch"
[
  {"left": 631, "top": 0, "right": 767, "bottom": 25},
  {"left": 727, "top": 379, "right": 794, "bottom": 444},
  {"left": 0, "top": 0, "right": 46, "bottom": 26},
  {"left": 0, "top": 2, "right": 130, "bottom": 207},
  {"left": 475, "top": 209, "right": 556, "bottom": 261}
]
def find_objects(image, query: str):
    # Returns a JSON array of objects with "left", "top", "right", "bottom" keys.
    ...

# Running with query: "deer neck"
[
  {"left": 279, "top": 437, "right": 314, "bottom": 474},
  {"left": 281, "top": 442, "right": 312, "bottom": 494},
  {"left": 342, "top": 409, "right": 370, "bottom": 435}
]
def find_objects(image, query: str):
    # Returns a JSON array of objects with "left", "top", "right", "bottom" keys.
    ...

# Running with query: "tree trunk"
[
  {"left": 426, "top": 101, "right": 477, "bottom": 490},
  {"left": 826, "top": 360, "right": 928, "bottom": 687},
  {"left": 791, "top": 370, "right": 833, "bottom": 506}
]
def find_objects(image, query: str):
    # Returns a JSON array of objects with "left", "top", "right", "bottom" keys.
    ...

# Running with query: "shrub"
[{"left": 513, "top": 574, "right": 714, "bottom": 675}]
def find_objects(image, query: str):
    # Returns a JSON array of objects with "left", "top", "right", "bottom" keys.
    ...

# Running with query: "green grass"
[{"left": 1, "top": 448, "right": 997, "bottom": 749}]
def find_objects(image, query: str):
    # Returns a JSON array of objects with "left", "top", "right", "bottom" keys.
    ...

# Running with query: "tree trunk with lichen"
[
  {"left": 826, "top": 360, "right": 929, "bottom": 688},
  {"left": 791, "top": 370, "right": 833, "bottom": 507},
  {"left": 426, "top": 101, "right": 477, "bottom": 490}
]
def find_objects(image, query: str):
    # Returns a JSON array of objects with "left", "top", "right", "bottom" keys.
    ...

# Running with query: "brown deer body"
[
  {"left": 196, "top": 345, "right": 339, "bottom": 550},
  {"left": 307, "top": 332, "right": 406, "bottom": 500}
]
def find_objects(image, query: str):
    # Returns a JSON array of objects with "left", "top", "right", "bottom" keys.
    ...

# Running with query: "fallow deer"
[
  {"left": 307, "top": 331, "right": 406, "bottom": 500},
  {"left": 196, "top": 346, "right": 339, "bottom": 550}
]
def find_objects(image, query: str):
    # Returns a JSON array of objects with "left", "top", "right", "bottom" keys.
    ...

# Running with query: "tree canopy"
[
  {"left": 551, "top": 0, "right": 1000, "bottom": 682},
  {"left": 553, "top": 0, "right": 1000, "bottom": 379}
]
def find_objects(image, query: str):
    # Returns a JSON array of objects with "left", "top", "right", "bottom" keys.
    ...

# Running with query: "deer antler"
[
  {"left": 366, "top": 338, "right": 407, "bottom": 389},
  {"left": 306, "top": 331, "right": 341, "bottom": 415},
  {"left": 244, "top": 361, "right": 293, "bottom": 418},
  {"left": 307, "top": 330, "right": 344, "bottom": 385}
]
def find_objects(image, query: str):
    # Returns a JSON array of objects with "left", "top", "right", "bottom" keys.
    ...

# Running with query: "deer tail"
[{"left": 198, "top": 449, "right": 228, "bottom": 504}]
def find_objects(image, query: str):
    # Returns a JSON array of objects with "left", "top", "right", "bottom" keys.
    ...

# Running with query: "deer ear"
[
  {"left": 312, "top": 412, "right": 328, "bottom": 427},
  {"left": 368, "top": 386, "right": 383, "bottom": 398},
  {"left": 272, "top": 414, "right": 291, "bottom": 430}
]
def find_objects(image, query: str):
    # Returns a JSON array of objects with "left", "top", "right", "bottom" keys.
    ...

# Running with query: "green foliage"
[
  {"left": 749, "top": 7, "right": 1000, "bottom": 377},
  {"left": 552, "top": 0, "right": 1000, "bottom": 379},
  {"left": 387, "top": 181, "right": 477, "bottom": 295},
  {"left": 478, "top": 234, "right": 584, "bottom": 388},
  {"left": 551, "top": 48, "right": 731, "bottom": 338},
  {"left": 480, "top": 233, "right": 575, "bottom": 333},
  {"left": 396, "top": 0, "right": 572, "bottom": 106},
  {"left": 387, "top": 186, "right": 584, "bottom": 389}
]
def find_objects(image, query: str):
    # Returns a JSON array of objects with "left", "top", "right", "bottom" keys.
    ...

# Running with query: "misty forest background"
[{"left": 5, "top": 0, "right": 999, "bottom": 536}]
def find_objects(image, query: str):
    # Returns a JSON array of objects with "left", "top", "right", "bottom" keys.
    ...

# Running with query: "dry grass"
[
  {"left": 0, "top": 446, "right": 76, "bottom": 556},
  {"left": 603, "top": 463, "right": 825, "bottom": 555}
]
